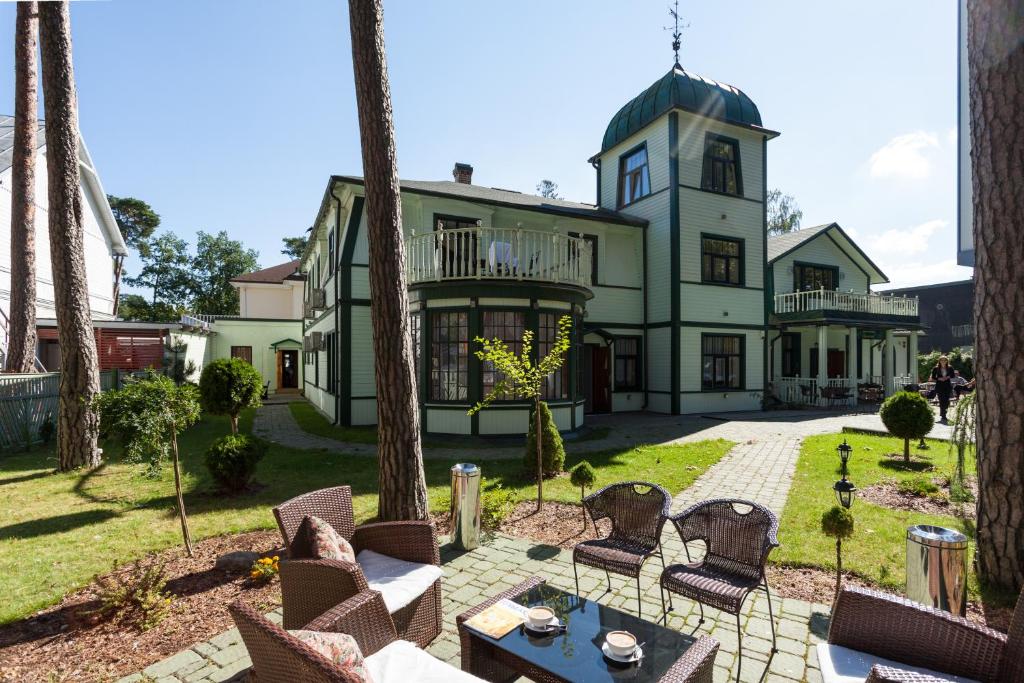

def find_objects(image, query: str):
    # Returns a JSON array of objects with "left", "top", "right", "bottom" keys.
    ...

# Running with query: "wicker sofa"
[
  {"left": 820, "top": 586, "right": 1024, "bottom": 683},
  {"left": 231, "top": 591, "right": 483, "bottom": 683},
  {"left": 273, "top": 486, "right": 443, "bottom": 648}
]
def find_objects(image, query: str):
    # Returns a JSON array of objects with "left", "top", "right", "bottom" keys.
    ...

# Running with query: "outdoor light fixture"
[{"left": 833, "top": 439, "right": 856, "bottom": 508}]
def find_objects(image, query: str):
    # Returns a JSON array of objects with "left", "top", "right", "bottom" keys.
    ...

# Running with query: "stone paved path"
[{"left": 122, "top": 434, "right": 832, "bottom": 683}]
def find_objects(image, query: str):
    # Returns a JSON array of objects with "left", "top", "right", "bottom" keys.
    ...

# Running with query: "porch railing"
[
  {"left": 774, "top": 289, "right": 918, "bottom": 318},
  {"left": 774, "top": 376, "right": 858, "bottom": 408},
  {"left": 405, "top": 226, "right": 593, "bottom": 288}
]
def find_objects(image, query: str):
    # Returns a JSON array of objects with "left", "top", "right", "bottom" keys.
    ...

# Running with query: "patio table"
[{"left": 457, "top": 576, "right": 718, "bottom": 682}]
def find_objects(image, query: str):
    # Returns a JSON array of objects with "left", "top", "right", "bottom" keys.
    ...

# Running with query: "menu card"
[{"left": 463, "top": 599, "right": 531, "bottom": 639}]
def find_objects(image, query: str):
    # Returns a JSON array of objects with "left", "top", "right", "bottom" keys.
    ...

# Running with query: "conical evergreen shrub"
[{"left": 524, "top": 401, "right": 565, "bottom": 478}]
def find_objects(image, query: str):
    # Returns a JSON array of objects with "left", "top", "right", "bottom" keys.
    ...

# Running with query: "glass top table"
[{"left": 461, "top": 581, "right": 698, "bottom": 682}]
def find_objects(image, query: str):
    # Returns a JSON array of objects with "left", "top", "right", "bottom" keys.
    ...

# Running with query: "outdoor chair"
[
  {"left": 230, "top": 591, "right": 485, "bottom": 683},
  {"left": 661, "top": 498, "right": 779, "bottom": 682},
  {"left": 273, "top": 486, "right": 443, "bottom": 648},
  {"left": 572, "top": 481, "right": 671, "bottom": 617},
  {"left": 821, "top": 585, "right": 1024, "bottom": 682}
]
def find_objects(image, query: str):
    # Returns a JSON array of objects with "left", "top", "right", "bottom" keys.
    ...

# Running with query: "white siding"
[
  {"left": 350, "top": 305, "right": 376, "bottom": 397},
  {"left": 772, "top": 232, "right": 871, "bottom": 296},
  {"left": 676, "top": 117, "right": 764, "bottom": 201},
  {"left": 598, "top": 117, "right": 671, "bottom": 210}
]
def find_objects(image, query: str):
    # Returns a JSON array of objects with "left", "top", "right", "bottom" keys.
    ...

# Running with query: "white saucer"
[
  {"left": 524, "top": 617, "right": 560, "bottom": 634},
  {"left": 602, "top": 642, "right": 643, "bottom": 663}
]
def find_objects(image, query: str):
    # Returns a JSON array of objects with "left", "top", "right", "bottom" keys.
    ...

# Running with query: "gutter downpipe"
[
  {"left": 642, "top": 222, "right": 649, "bottom": 411},
  {"left": 331, "top": 186, "right": 344, "bottom": 426}
]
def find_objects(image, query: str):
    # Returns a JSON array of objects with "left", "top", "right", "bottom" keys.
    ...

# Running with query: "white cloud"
[
  {"left": 877, "top": 258, "right": 974, "bottom": 290},
  {"left": 946, "top": 127, "right": 957, "bottom": 147},
  {"left": 868, "top": 131, "right": 939, "bottom": 180},
  {"left": 869, "top": 219, "right": 946, "bottom": 255}
]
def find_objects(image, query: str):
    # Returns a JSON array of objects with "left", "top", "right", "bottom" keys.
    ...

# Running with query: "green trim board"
[
  {"left": 680, "top": 280, "right": 763, "bottom": 291},
  {"left": 678, "top": 183, "right": 764, "bottom": 205},
  {"left": 766, "top": 222, "right": 889, "bottom": 284},
  {"left": 269, "top": 338, "right": 302, "bottom": 349},
  {"left": 669, "top": 111, "right": 681, "bottom": 415},
  {"left": 770, "top": 311, "right": 923, "bottom": 327},
  {"left": 336, "top": 195, "right": 365, "bottom": 426},
  {"left": 761, "top": 135, "right": 770, "bottom": 407},
  {"left": 409, "top": 280, "right": 591, "bottom": 305},
  {"left": 824, "top": 231, "right": 873, "bottom": 285}
]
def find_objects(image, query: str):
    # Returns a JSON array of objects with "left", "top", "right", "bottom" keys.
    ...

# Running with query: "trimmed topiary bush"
[
  {"left": 524, "top": 401, "right": 565, "bottom": 479},
  {"left": 880, "top": 390, "right": 934, "bottom": 462},
  {"left": 821, "top": 505, "right": 855, "bottom": 602},
  {"left": 569, "top": 461, "right": 597, "bottom": 529},
  {"left": 205, "top": 434, "right": 267, "bottom": 493},
  {"left": 199, "top": 358, "right": 263, "bottom": 434}
]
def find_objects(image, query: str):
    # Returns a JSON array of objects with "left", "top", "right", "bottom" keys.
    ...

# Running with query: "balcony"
[
  {"left": 406, "top": 226, "right": 593, "bottom": 289},
  {"left": 772, "top": 288, "right": 918, "bottom": 324}
]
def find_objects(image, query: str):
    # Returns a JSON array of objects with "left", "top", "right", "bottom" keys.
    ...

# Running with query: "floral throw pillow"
[
  {"left": 295, "top": 515, "right": 356, "bottom": 563},
  {"left": 290, "top": 629, "right": 373, "bottom": 682}
]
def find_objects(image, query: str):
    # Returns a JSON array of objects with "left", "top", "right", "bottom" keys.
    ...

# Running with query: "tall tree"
[
  {"left": 536, "top": 179, "right": 561, "bottom": 199},
  {"left": 107, "top": 195, "right": 160, "bottom": 316},
  {"left": 281, "top": 235, "right": 309, "bottom": 259},
  {"left": 7, "top": 1, "right": 39, "bottom": 374},
  {"left": 969, "top": 0, "right": 1024, "bottom": 594},
  {"left": 38, "top": 0, "right": 101, "bottom": 470},
  {"left": 124, "top": 232, "right": 193, "bottom": 309},
  {"left": 190, "top": 230, "right": 259, "bottom": 315},
  {"left": 348, "top": 0, "right": 428, "bottom": 521},
  {"left": 767, "top": 189, "right": 803, "bottom": 236}
]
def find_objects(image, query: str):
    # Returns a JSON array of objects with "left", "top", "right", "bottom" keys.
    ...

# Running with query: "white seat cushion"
[
  {"left": 817, "top": 643, "right": 981, "bottom": 683},
  {"left": 364, "top": 639, "right": 484, "bottom": 683},
  {"left": 356, "top": 549, "right": 443, "bottom": 613}
]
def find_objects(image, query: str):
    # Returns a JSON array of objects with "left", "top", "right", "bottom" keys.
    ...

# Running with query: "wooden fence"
[{"left": 0, "top": 369, "right": 165, "bottom": 452}]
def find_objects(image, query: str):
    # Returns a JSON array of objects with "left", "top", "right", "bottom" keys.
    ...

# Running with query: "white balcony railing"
[
  {"left": 774, "top": 288, "right": 918, "bottom": 318},
  {"left": 406, "top": 226, "right": 593, "bottom": 288}
]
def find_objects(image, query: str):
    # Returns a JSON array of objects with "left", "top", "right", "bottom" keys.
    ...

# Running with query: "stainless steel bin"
[
  {"left": 906, "top": 524, "right": 968, "bottom": 616},
  {"left": 449, "top": 463, "right": 481, "bottom": 550}
]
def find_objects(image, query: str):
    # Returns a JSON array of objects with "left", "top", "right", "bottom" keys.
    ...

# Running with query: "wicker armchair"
[
  {"left": 229, "top": 591, "right": 398, "bottom": 683},
  {"left": 824, "top": 586, "right": 1024, "bottom": 683},
  {"left": 572, "top": 481, "right": 671, "bottom": 617},
  {"left": 273, "top": 486, "right": 442, "bottom": 648},
  {"left": 661, "top": 498, "right": 779, "bottom": 682}
]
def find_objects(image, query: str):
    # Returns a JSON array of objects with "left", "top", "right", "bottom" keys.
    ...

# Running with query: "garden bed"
[
  {"left": 860, "top": 478, "right": 976, "bottom": 519},
  {"left": 0, "top": 531, "right": 282, "bottom": 683}
]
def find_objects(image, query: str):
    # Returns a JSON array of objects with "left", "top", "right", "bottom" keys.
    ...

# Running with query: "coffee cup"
[
  {"left": 526, "top": 606, "right": 555, "bottom": 629},
  {"left": 605, "top": 630, "right": 637, "bottom": 657}
]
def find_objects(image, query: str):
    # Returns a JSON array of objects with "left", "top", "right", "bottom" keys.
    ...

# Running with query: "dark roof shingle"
[{"left": 231, "top": 259, "right": 302, "bottom": 284}]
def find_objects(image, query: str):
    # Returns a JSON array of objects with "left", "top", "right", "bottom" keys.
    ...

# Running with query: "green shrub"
[
  {"left": 82, "top": 559, "right": 172, "bottom": 631},
  {"left": 880, "top": 391, "right": 934, "bottom": 462},
  {"left": 897, "top": 476, "right": 940, "bottom": 498},
  {"left": 918, "top": 347, "right": 974, "bottom": 383},
  {"left": 205, "top": 434, "right": 267, "bottom": 493},
  {"left": 820, "top": 505, "right": 855, "bottom": 540},
  {"left": 199, "top": 358, "right": 263, "bottom": 434},
  {"left": 524, "top": 401, "right": 565, "bottom": 478},
  {"left": 569, "top": 461, "right": 597, "bottom": 528},
  {"left": 480, "top": 480, "right": 518, "bottom": 530}
]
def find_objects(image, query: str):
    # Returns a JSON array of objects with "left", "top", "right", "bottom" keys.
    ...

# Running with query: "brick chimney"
[{"left": 453, "top": 162, "right": 473, "bottom": 184}]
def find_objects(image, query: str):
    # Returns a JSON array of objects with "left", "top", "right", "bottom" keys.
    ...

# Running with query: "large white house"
[
  {"left": 300, "top": 64, "right": 922, "bottom": 435},
  {"left": 0, "top": 116, "right": 128, "bottom": 368}
]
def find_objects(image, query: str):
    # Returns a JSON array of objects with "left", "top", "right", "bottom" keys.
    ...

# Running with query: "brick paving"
[{"left": 122, "top": 433, "right": 834, "bottom": 683}]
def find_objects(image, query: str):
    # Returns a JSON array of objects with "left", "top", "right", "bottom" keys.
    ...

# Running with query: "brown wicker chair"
[
  {"left": 572, "top": 481, "right": 672, "bottom": 617},
  {"left": 229, "top": 591, "right": 398, "bottom": 683},
  {"left": 273, "top": 486, "right": 442, "bottom": 648},
  {"left": 825, "top": 585, "right": 1024, "bottom": 683},
  {"left": 661, "top": 498, "right": 779, "bottom": 682}
]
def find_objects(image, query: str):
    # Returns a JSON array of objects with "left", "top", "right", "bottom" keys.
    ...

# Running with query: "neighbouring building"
[
  {"left": 299, "top": 63, "right": 923, "bottom": 435},
  {"left": 879, "top": 279, "right": 974, "bottom": 354},
  {"left": 174, "top": 261, "right": 305, "bottom": 395},
  {"left": 0, "top": 116, "right": 129, "bottom": 370}
]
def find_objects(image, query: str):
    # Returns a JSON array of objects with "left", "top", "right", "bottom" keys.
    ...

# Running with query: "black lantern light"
[{"left": 833, "top": 439, "right": 856, "bottom": 508}]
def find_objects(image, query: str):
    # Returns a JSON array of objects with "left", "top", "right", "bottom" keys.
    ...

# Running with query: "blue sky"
[{"left": 0, "top": 0, "right": 972, "bottom": 291}]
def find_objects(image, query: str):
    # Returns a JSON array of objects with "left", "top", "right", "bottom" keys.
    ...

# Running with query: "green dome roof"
[{"left": 601, "top": 65, "right": 763, "bottom": 153}]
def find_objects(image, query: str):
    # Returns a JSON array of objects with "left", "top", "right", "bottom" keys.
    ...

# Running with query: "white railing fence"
[
  {"left": 774, "top": 289, "right": 918, "bottom": 317},
  {"left": 406, "top": 226, "right": 593, "bottom": 288}
]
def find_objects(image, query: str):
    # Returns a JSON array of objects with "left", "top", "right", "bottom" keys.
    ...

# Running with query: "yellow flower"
[
  {"left": 250, "top": 571, "right": 259, "bottom": 578},
  {"left": 272, "top": 555, "right": 279, "bottom": 561}
]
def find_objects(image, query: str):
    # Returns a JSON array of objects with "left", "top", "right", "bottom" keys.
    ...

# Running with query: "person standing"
[{"left": 931, "top": 356, "right": 954, "bottom": 423}]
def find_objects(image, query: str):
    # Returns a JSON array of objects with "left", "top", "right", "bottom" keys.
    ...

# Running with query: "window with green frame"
[
  {"left": 618, "top": 145, "right": 651, "bottom": 207},
  {"left": 702, "top": 334, "right": 743, "bottom": 390},
  {"left": 701, "top": 236, "right": 743, "bottom": 285},
  {"left": 481, "top": 310, "right": 525, "bottom": 400},
  {"left": 794, "top": 263, "right": 838, "bottom": 291},
  {"left": 539, "top": 312, "right": 569, "bottom": 400},
  {"left": 701, "top": 134, "right": 743, "bottom": 196},
  {"left": 614, "top": 336, "right": 641, "bottom": 391},
  {"left": 429, "top": 311, "right": 468, "bottom": 401}
]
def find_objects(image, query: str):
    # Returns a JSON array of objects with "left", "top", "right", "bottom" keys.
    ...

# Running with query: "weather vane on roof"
[{"left": 666, "top": 0, "right": 688, "bottom": 66}]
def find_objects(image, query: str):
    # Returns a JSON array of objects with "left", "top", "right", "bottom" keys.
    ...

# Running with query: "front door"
[
  {"left": 827, "top": 349, "right": 845, "bottom": 378},
  {"left": 279, "top": 350, "right": 299, "bottom": 389},
  {"left": 591, "top": 346, "right": 612, "bottom": 413}
]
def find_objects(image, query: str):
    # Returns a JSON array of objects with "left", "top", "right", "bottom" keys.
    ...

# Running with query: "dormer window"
[
  {"left": 701, "top": 134, "right": 742, "bottom": 196},
  {"left": 618, "top": 145, "right": 651, "bottom": 207}
]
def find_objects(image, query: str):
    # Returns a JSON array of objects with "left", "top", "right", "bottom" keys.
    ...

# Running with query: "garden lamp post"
[
  {"left": 833, "top": 439, "right": 857, "bottom": 508},
  {"left": 824, "top": 439, "right": 857, "bottom": 602}
]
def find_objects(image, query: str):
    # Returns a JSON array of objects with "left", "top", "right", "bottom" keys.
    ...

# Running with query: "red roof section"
[{"left": 230, "top": 259, "right": 302, "bottom": 284}]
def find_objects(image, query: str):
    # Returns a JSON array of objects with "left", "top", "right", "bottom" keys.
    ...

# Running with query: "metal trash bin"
[
  {"left": 906, "top": 524, "right": 968, "bottom": 616},
  {"left": 449, "top": 463, "right": 481, "bottom": 550}
]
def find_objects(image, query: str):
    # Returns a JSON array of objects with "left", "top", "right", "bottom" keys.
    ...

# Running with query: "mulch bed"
[
  {"left": 497, "top": 500, "right": 611, "bottom": 549},
  {"left": 0, "top": 531, "right": 283, "bottom": 683},
  {"left": 860, "top": 478, "right": 977, "bottom": 520}
]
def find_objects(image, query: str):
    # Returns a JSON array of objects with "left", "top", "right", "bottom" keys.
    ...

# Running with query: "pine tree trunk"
[
  {"left": 535, "top": 397, "right": 543, "bottom": 511},
  {"left": 230, "top": 413, "right": 239, "bottom": 435},
  {"left": 8, "top": 1, "right": 39, "bottom": 374},
  {"left": 969, "top": 0, "right": 1024, "bottom": 594},
  {"left": 170, "top": 423, "right": 193, "bottom": 556},
  {"left": 348, "top": 0, "right": 428, "bottom": 521},
  {"left": 38, "top": 1, "right": 101, "bottom": 471},
  {"left": 903, "top": 437, "right": 910, "bottom": 463}
]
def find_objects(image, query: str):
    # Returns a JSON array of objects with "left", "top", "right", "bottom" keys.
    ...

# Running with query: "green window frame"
[
  {"left": 701, "top": 234, "right": 744, "bottom": 286},
  {"left": 794, "top": 262, "right": 839, "bottom": 291},
  {"left": 481, "top": 310, "right": 526, "bottom": 401},
  {"left": 539, "top": 312, "right": 570, "bottom": 400},
  {"left": 618, "top": 144, "right": 651, "bottom": 207},
  {"left": 614, "top": 336, "right": 642, "bottom": 391},
  {"left": 701, "top": 133, "right": 743, "bottom": 196},
  {"left": 429, "top": 311, "right": 469, "bottom": 401},
  {"left": 781, "top": 333, "right": 801, "bottom": 378},
  {"left": 702, "top": 334, "right": 744, "bottom": 390}
]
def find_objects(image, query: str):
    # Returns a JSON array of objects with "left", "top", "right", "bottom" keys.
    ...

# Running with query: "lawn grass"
[
  {"left": 0, "top": 411, "right": 732, "bottom": 625},
  {"left": 773, "top": 432, "right": 976, "bottom": 596}
]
